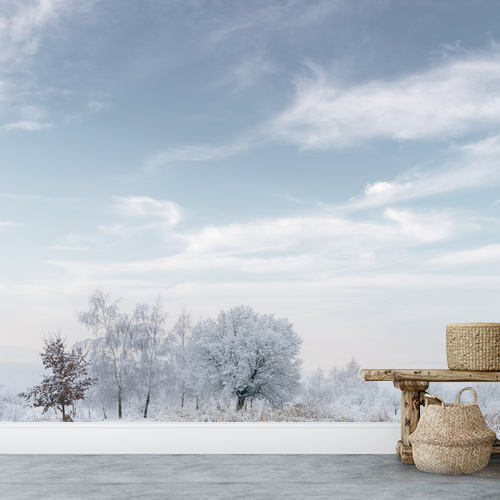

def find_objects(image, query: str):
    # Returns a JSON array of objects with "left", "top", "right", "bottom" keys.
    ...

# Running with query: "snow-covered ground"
[
  {"left": 152, "top": 401, "right": 399, "bottom": 423},
  {"left": 0, "top": 401, "right": 399, "bottom": 423}
]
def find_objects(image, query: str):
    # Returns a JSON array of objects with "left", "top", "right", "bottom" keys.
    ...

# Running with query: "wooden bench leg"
[
  {"left": 393, "top": 380, "right": 429, "bottom": 465},
  {"left": 493, "top": 440, "right": 500, "bottom": 455}
]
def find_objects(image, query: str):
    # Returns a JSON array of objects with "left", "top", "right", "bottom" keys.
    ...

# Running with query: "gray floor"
[{"left": 1, "top": 455, "right": 500, "bottom": 499}]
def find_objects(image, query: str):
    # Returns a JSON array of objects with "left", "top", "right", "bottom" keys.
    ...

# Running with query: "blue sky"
[{"left": 2, "top": 0, "right": 500, "bottom": 390}]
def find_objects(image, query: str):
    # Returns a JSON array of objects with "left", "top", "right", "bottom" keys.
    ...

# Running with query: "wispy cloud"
[
  {"left": 0, "top": 0, "right": 97, "bottom": 128},
  {"left": 0, "top": 220, "right": 17, "bottom": 228},
  {"left": 266, "top": 191, "right": 303, "bottom": 204},
  {"left": 208, "top": 0, "right": 345, "bottom": 45},
  {"left": 48, "top": 206, "right": 463, "bottom": 279},
  {"left": 268, "top": 51, "right": 500, "bottom": 148},
  {"left": 0, "top": 0, "right": 73, "bottom": 65},
  {"left": 85, "top": 100, "right": 110, "bottom": 113},
  {"left": 51, "top": 233, "right": 95, "bottom": 252},
  {"left": 179, "top": 208, "right": 458, "bottom": 255},
  {"left": 215, "top": 51, "right": 278, "bottom": 89},
  {"left": 3, "top": 120, "right": 52, "bottom": 131},
  {"left": 348, "top": 135, "right": 500, "bottom": 209},
  {"left": 148, "top": 49, "right": 500, "bottom": 167},
  {"left": 112, "top": 196, "right": 181, "bottom": 225},
  {"left": 2, "top": 103, "right": 53, "bottom": 131},
  {"left": 427, "top": 244, "right": 500, "bottom": 267},
  {"left": 145, "top": 140, "right": 250, "bottom": 170},
  {"left": 98, "top": 196, "right": 182, "bottom": 236}
]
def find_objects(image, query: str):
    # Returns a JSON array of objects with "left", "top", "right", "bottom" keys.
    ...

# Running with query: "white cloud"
[
  {"left": 348, "top": 135, "right": 500, "bottom": 208},
  {"left": 48, "top": 206, "right": 461, "bottom": 280},
  {"left": 0, "top": 220, "right": 17, "bottom": 228},
  {"left": 180, "top": 208, "right": 457, "bottom": 255},
  {"left": 97, "top": 196, "right": 182, "bottom": 236},
  {"left": 208, "top": 0, "right": 345, "bottom": 45},
  {"left": 2, "top": 102, "right": 52, "bottom": 131},
  {"left": 427, "top": 244, "right": 500, "bottom": 267},
  {"left": 0, "top": 0, "right": 72, "bottom": 64},
  {"left": 268, "top": 52, "right": 500, "bottom": 148},
  {"left": 86, "top": 100, "right": 110, "bottom": 112},
  {"left": 3, "top": 120, "right": 52, "bottom": 131},
  {"left": 97, "top": 224, "right": 129, "bottom": 236},
  {"left": 0, "top": 1, "right": 96, "bottom": 128},
  {"left": 148, "top": 49, "right": 500, "bottom": 167},
  {"left": 145, "top": 141, "right": 249, "bottom": 169},
  {"left": 112, "top": 196, "right": 182, "bottom": 225},
  {"left": 215, "top": 51, "right": 278, "bottom": 89},
  {"left": 51, "top": 233, "right": 95, "bottom": 251}
]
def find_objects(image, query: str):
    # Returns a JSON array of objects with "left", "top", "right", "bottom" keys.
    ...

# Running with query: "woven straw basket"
[
  {"left": 409, "top": 388, "right": 497, "bottom": 475},
  {"left": 446, "top": 323, "right": 500, "bottom": 371}
]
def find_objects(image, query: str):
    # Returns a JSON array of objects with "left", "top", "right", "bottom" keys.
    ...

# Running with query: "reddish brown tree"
[{"left": 19, "top": 335, "right": 97, "bottom": 421}]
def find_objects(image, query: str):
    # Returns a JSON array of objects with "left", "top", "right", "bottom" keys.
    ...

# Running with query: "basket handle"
[
  {"left": 456, "top": 387, "right": 477, "bottom": 404},
  {"left": 424, "top": 393, "right": 445, "bottom": 407}
]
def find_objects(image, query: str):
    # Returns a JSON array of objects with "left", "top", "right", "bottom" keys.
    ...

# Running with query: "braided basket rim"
[{"left": 446, "top": 323, "right": 500, "bottom": 327}]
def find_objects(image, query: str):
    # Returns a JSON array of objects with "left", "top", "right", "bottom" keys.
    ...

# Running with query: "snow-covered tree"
[
  {"left": 170, "top": 306, "right": 193, "bottom": 408},
  {"left": 77, "top": 290, "right": 138, "bottom": 419},
  {"left": 0, "top": 384, "right": 4, "bottom": 420},
  {"left": 133, "top": 297, "right": 169, "bottom": 418},
  {"left": 303, "top": 367, "right": 335, "bottom": 404},
  {"left": 329, "top": 358, "right": 381, "bottom": 405},
  {"left": 1, "top": 388, "right": 28, "bottom": 422},
  {"left": 19, "top": 334, "right": 96, "bottom": 420},
  {"left": 471, "top": 382, "right": 500, "bottom": 406},
  {"left": 73, "top": 337, "right": 118, "bottom": 419},
  {"left": 186, "top": 305, "right": 303, "bottom": 410},
  {"left": 330, "top": 359, "right": 362, "bottom": 395}
]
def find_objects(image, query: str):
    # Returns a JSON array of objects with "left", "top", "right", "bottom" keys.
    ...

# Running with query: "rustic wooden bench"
[{"left": 360, "top": 369, "right": 500, "bottom": 464}]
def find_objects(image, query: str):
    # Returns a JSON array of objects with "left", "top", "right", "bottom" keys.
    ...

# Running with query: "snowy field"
[
  {"left": 0, "top": 398, "right": 399, "bottom": 423},
  {"left": 3, "top": 377, "right": 500, "bottom": 434}
]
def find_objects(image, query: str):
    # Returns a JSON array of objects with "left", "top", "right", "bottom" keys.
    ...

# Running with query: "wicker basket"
[
  {"left": 409, "top": 388, "right": 497, "bottom": 475},
  {"left": 446, "top": 323, "right": 500, "bottom": 371}
]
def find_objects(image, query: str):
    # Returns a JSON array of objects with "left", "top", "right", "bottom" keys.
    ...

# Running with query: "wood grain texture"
[
  {"left": 492, "top": 440, "right": 500, "bottom": 456},
  {"left": 361, "top": 369, "right": 500, "bottom": 382},
  {"left": 396, "top": 440, "right": 414, "bottom": 465},
  {"left": 393, "top": 380, "right": 429, "bottom": 391},
  {"left": 401, "top": 390, "right": 421, "bottom": 451}
]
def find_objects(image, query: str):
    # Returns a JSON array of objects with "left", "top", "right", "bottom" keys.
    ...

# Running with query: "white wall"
[{"left": 0, "top": 422, "right": 400, "bottom": 454}]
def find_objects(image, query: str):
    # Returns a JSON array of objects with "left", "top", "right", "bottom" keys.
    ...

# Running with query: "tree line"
[{"left": 19, "top": 289, "right": 304, "bottom": 420}]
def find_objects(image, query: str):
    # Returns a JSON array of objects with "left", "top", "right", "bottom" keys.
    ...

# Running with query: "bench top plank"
[{"left": 361, "top": 369, "right": 500, "bottom": 382}]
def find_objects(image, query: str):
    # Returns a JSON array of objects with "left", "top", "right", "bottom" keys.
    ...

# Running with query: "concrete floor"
[{"left": 1, "top": 455, "right": 499, "bottom": 499}]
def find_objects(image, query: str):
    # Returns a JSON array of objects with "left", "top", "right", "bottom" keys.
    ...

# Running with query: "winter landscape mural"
[
  {"left": 4, "top": 290, "right": 401, "bottom": 423},
  {"left": 2, "top": 1, "right": 500, "bottom": 424}
]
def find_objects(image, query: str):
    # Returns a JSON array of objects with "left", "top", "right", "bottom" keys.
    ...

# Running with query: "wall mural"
[
  {"left": 5, "top": 290, "right": 401, "bottom": 423},
  {"left": 1, "top": 2, "right": 500, "bottom": 430}
]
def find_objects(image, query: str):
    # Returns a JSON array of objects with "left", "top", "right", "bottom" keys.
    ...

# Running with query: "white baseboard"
[{"left": 0, "top": 422, "right": 400, "bottom": 454}]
